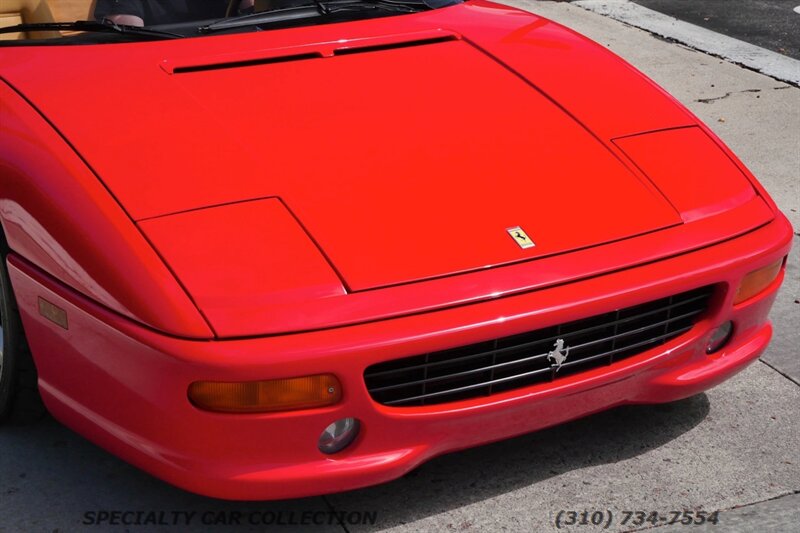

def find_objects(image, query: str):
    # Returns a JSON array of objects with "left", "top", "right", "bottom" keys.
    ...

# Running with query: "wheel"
[{"left": 0, "top": 239, "right": 46, "bottom": 424}]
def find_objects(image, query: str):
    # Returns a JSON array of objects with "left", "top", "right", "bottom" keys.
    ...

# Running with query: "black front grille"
[{"left": 364, "top": 286, "right": 714, "bottom": 407}]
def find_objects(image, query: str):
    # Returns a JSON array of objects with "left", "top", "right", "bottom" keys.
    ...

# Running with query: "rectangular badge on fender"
[
  {"left": 38, "top": 297, "right": 69, "bottom": 329},
  {"left": 506, "top": 226, "right": 535, "bottom": 249}
]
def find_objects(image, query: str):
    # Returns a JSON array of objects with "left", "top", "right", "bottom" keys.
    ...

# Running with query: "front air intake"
[{"left": 365, "top": 286, "right": 714, "bottom": 407}]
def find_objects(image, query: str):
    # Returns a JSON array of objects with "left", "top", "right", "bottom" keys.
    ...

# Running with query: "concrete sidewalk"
[{"left": 1, "top": 2, "right": 798, "bottom": 532}]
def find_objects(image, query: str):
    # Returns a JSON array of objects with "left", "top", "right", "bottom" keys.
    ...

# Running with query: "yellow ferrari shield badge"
[{"left": 507, "top": 226, "right": 535, "bottom": 249}]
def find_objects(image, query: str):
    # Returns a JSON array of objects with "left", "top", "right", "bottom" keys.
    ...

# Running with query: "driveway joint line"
[
  {"left": 759, "top": 358, "right": 800, "bottom": 387},
  {"left": 322, "top": 495, "right": 351, "bottom": 533},
  {"left": 625, "top": 490, "right": 800, "bottom": 531}
]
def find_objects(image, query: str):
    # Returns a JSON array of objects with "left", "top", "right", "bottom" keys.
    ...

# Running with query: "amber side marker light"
[
  {"left": 734, "top": 259, "right": 784, "bottom": 305},
  {"left": 188, "top": 374, "right": 342, "bottom": 413}
]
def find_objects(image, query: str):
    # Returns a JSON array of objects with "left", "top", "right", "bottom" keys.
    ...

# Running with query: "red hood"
[
  {"left": 143, "top": 33, "right": 683, "bottom": 292},
  {"left": 1, "top": 2, "right": 767, "bottom": 336}
]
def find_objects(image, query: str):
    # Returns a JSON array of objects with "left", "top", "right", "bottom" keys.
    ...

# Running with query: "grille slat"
[
  {"left": 384, "top": 366, "right": 555, "bottom": 406},
  {"left": 364, "top": 292, "right": 710, "bottom": 380},
  {"left": 369, "top": 350, "right": 550, "bottom": 394},
  {"left": 568, "top": 308, "right": 703, "bottom": 352},
  {"left": 365, "top": 286, "right": 714, "bottom": 407},
  {"left": 369, "top": 320, "right": 698, "bottom": 396},
  {"left": 559, "top": 325, "right": 693, "bottom": 370}
]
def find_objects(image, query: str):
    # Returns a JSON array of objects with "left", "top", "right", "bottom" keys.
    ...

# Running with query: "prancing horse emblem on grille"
[{"left": 547, "top": 339, "right": 570, "bottom": 372}]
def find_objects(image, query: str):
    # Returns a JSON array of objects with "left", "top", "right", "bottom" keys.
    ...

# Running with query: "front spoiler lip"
[{"left": 6, "top": 213, "right": 793, "bottom": 500}]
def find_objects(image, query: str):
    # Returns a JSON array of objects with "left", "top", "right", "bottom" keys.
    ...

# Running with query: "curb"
[{"left": 573, "top": 0, "right": 800, "bottom": 87}]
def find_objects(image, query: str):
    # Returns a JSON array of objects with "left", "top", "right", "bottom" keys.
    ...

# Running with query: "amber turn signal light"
[
  {"left": 188, "top": 374, "right": 342, "bottom": 413},
  {"left": 734, "top": 259, "right": 784, "bottom": 305}
]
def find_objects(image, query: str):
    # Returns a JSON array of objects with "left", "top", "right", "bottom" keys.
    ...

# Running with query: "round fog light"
[
  {"left": 318, "top": 418, "right": 360, "bottom": 454},
  {"left": 706, "top": 321, "right": 734, "bottom": 354}
]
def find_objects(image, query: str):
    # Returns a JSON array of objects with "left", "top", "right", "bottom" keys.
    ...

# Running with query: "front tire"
[{"left": 0, "top": 241, "right": 46, "bottom": 424}]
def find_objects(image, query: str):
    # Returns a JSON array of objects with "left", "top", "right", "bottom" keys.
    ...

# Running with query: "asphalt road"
[
  {"left": 1, "top": 2, "right": 799, "bottom": 532},
  {"left": 632, "top": 0, "right": 800, "bottom": 59}
]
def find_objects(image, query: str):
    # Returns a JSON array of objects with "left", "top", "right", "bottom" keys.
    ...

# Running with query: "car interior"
[{"left": 0, "top": 0, "right": 97, "bottom": 39}]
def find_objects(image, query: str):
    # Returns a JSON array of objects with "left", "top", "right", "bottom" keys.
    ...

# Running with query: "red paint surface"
[
  {"left": 615, "top": 127, "right": 756, "bottom": 221},
  {"left": 8, "top": 214, "right": 792, "bottom": 499},
  {"left": 0, "top": 0, "right": 793, "bottom": 499}
]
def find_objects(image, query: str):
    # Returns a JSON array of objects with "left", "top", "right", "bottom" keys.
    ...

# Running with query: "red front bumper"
[{"left": 7, "top": 215, "right": 792, "bottom": 500}]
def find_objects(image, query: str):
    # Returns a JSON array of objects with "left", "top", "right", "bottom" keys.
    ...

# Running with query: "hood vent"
[
  {"left": 332, "top": 33, "right": 456, "bottom": 56},
  {"left": 163, "top": 29, "right": 460, "bottom": 74},
  {"left": 171, "top": 52, "right": 320, "bottom": 73}
]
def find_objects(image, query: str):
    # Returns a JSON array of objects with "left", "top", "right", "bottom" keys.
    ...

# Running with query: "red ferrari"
[{"left": 0, "top": 0, "right": 792, "bottom": 500}]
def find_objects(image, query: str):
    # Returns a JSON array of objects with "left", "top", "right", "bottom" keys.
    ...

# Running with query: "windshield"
[{"left": 0, "top": 0, "right": 458, "bottom": 45}]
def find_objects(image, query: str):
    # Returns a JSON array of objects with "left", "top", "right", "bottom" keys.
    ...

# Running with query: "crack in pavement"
[
  {"left": 322, "top": 495, "right": 351, "bottom": 533},
  {"left": 759, "top": 358, "right": 800, "bottom": 387},
  {"left": 694, "top": 85, "right": 791, "bottom": 103},
  {"left": 625, "top": 490, "right": 800, "bottom": 532},
  {"left": 695, "top": 88, "right": 762, "bottom": 103}
]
